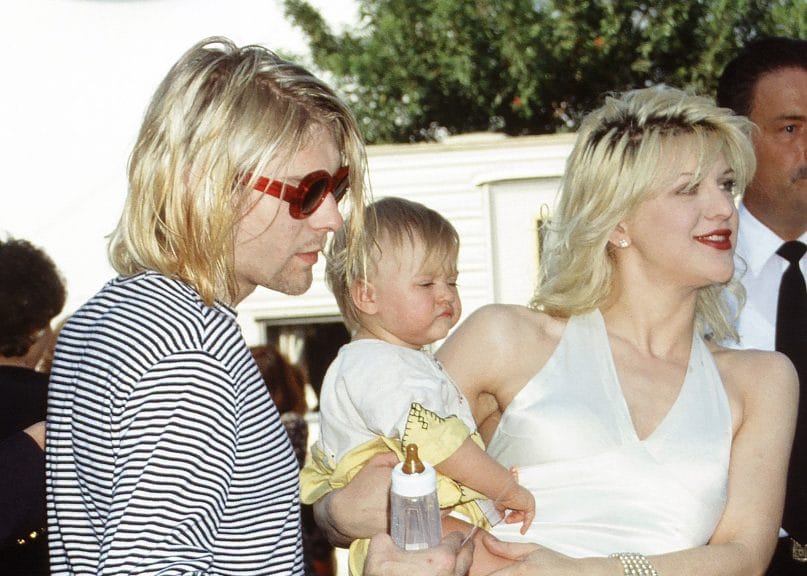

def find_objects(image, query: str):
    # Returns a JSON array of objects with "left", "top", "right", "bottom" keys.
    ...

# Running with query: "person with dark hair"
[
  {"left": 0, "top": 236, "right": 66, "bottom": 576},
  {"left": 250, "top": 343, "right": 336, "bottom": 576},
  {"left": 717, "top": 36, "right": 807, "bottom": 575},
  {"left": 251, "top": 343, "right": 308, "bottom": 415}
]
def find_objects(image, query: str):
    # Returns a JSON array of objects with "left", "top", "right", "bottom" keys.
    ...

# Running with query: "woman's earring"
[{"left": 618, "top": 239, "right": 630, "bottom": 248}]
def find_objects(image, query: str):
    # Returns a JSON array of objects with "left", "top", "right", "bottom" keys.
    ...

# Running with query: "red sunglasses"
[{"left": 248, "top": 166, "right": 350, "bottom": 219}]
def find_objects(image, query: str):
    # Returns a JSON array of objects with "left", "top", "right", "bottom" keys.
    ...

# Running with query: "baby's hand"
[{"left": 500, "top": 483, "right": 535, "bottom": 534}]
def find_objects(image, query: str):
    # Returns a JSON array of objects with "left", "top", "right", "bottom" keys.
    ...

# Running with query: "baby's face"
[{"left": 366, "top": 234, "right": 461, "bottom": 349}]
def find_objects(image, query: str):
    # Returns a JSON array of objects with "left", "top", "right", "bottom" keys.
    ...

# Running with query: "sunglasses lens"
[
  {"left": 301, "top": 177, "right": 330, "bottom": 215},
  {"left": 332, "top": 174, "right": 349, "bottom": 203}
]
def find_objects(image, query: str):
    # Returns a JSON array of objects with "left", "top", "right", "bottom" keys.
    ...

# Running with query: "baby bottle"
[{"left": 390, "top": 443, "right": 442, "bottom": 550}]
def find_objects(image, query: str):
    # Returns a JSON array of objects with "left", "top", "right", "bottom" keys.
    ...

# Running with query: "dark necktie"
[
  {"left": 776, "top": 240, "right": 807, "bottom": 541},
  {"left": 776, "top": 240, "right": 807, "bottom": 375}
]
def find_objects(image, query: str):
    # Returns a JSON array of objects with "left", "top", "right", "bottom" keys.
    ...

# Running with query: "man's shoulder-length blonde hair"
[
  {"left": 531, "top": 86, "right": 756, "bottom": 342},
  {"left": 108, "top": 36, "right": 367, "bottom": 306}
]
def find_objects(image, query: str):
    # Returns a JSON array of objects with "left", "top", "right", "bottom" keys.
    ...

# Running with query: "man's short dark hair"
[{"left": 717, "top": 36, "right": 807, "bottom": 116}]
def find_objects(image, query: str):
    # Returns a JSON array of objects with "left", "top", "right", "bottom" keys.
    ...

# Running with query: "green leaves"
[{"left": 284, "top": 0, "right": 805, "bottom": 143}]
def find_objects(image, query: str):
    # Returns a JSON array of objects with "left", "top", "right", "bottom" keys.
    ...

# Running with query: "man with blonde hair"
[{"left": 46, "top": 36, "right": 367, "bottom": 575}]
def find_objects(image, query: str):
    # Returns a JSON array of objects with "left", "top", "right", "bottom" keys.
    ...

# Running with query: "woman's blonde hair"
[
  {"left": 531, "top": 86, "right": 755, "bottom": 342},
  {"left": 108, "top": 36, "right": 367, "bottom": 306},
  {"left": 326, "top": 196, "right": 459, "bottom": 332}
]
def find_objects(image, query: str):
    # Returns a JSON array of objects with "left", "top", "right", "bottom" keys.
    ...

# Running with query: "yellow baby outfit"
[{"left": 301, "top": 403, "right": 492, "bottom": 575}]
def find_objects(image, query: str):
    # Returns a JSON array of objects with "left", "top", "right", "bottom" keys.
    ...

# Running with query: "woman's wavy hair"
[
  {"left": 531, "top": 86, "right": 756, "bottom": 342},
  {"left": 326, "top": 196, "right": 459, "bottom": 333},
  {"left": 108, "top": 36, "right": 368, "bottom": 306}
]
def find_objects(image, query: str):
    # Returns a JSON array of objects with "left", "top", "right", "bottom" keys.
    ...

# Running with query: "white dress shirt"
[{"left": 732, "top": 203, "right": 807, "bottom": 351}]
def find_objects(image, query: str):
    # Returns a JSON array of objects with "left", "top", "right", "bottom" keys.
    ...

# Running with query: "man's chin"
[
  {"left": 283, "top": 283, "right": 312, "bottom": 296},
  {"left": 267, "top": 271, "right": 314, "bottom": 296}
]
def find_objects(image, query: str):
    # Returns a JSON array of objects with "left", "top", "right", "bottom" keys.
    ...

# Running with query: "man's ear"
[{"left": 351, "top": 279, "right": 378, "bottom": 315}]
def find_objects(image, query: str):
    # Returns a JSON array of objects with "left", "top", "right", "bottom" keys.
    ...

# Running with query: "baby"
[{"left": 301, "top": 196, "right": 534, "bottom": 573}]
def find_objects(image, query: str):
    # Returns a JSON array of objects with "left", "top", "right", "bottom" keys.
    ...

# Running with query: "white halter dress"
[{"left": 487, "top": 310, "right": 731, "bottom": 557}]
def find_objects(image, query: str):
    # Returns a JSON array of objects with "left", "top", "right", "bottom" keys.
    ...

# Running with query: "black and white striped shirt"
[{"left": 46, "top": 271, "right": 303, "bottom": 575}]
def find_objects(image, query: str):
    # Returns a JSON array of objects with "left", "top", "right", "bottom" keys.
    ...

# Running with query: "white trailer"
[{"left": 237, "top": 132, "right": 575, "bottom": 393}]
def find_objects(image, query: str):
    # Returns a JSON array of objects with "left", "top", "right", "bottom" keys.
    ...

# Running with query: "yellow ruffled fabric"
[{"left": 300, "top": 402, "right": 492, "bottom": 575}]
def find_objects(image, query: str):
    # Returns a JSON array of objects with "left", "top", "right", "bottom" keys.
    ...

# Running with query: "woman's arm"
[
  {"left": 693, "top": 349, "right": 797, "bottom": 573},
  {"left": 23, "top": 420, "right": 46, "bottom": 450},
  {"left": 437, "top": 304, "right": 558, "bottom": 442}
]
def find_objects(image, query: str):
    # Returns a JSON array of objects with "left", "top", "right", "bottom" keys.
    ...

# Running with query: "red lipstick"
[{"left": 695, "top": 229, "right": 733, "bottom": 251}]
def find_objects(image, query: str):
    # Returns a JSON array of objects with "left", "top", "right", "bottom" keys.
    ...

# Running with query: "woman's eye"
[
  {"left": 676, "top": 185, "right": 697, "bottom": 196},
  {"left": 719, "top": 179, "right": 737, "bottom": 194}
]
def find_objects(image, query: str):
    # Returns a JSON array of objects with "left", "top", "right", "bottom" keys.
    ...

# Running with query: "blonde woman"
[{"left": 447, "top": 86, "right": 797, "bottom": 575}]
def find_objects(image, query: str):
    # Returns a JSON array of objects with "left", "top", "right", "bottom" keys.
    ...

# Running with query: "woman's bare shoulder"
[
  {"left": 441, "top": 304, "right": 568, "bottom": 389},
  {"left": 712, "top": 345, "right": 797, "bottom": 386},
  {"left": 711, "top": 345, "right": 798, "bottom": 414},
  {"left": 458, "top": 304, "right": 566, "bottom": 344}
]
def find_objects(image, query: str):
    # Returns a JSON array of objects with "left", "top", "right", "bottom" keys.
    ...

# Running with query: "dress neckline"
[{"left": 591, "top": 309, "right": 697, "bottom": 444}]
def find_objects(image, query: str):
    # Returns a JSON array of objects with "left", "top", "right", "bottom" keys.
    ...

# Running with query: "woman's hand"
[
  {"left": 465, "top": 531, "right": 539, "bottom": 575},
  {"left": 479, "top": 532, "right": 596, "bottom": 576},
  {"left": 364, "top": 532, "right": 475, "bottom": 576}
]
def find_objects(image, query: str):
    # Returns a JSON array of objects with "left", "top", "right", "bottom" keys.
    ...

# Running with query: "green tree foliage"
[{"left": 284, "top": 0, "right": 805, "bottom": 143}]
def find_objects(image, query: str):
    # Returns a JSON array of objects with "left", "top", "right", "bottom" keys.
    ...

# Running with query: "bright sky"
[{"left": 0, "top": 0, "right": 357, "bottom": 315}]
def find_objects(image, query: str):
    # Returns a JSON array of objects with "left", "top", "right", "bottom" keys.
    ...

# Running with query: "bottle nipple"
[{"left": 402, "top": 443, "right": 425, "bottom": 474}]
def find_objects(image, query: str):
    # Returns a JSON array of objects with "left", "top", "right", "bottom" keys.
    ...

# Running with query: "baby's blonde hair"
[{"left": 326, "top": 197, "right": 459, "bottom": 332}]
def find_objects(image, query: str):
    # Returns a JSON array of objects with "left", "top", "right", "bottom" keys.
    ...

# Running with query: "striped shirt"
[{"left": 46, "top": 272, "right": 304, "bottom": 575}]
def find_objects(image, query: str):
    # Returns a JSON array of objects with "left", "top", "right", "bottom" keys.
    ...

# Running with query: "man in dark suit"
[{"left": 718, "top": 36, "right": 807, "bottom": 575}]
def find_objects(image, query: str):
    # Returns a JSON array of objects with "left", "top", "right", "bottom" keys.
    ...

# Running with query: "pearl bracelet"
[{"left": 609, "top": 552, "right": 659, "bottom": 576}]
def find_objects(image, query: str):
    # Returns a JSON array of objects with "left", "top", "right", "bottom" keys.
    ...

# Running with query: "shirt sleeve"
[{"left": 101, "top": 350, "right": 238, "bottom": 575}]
